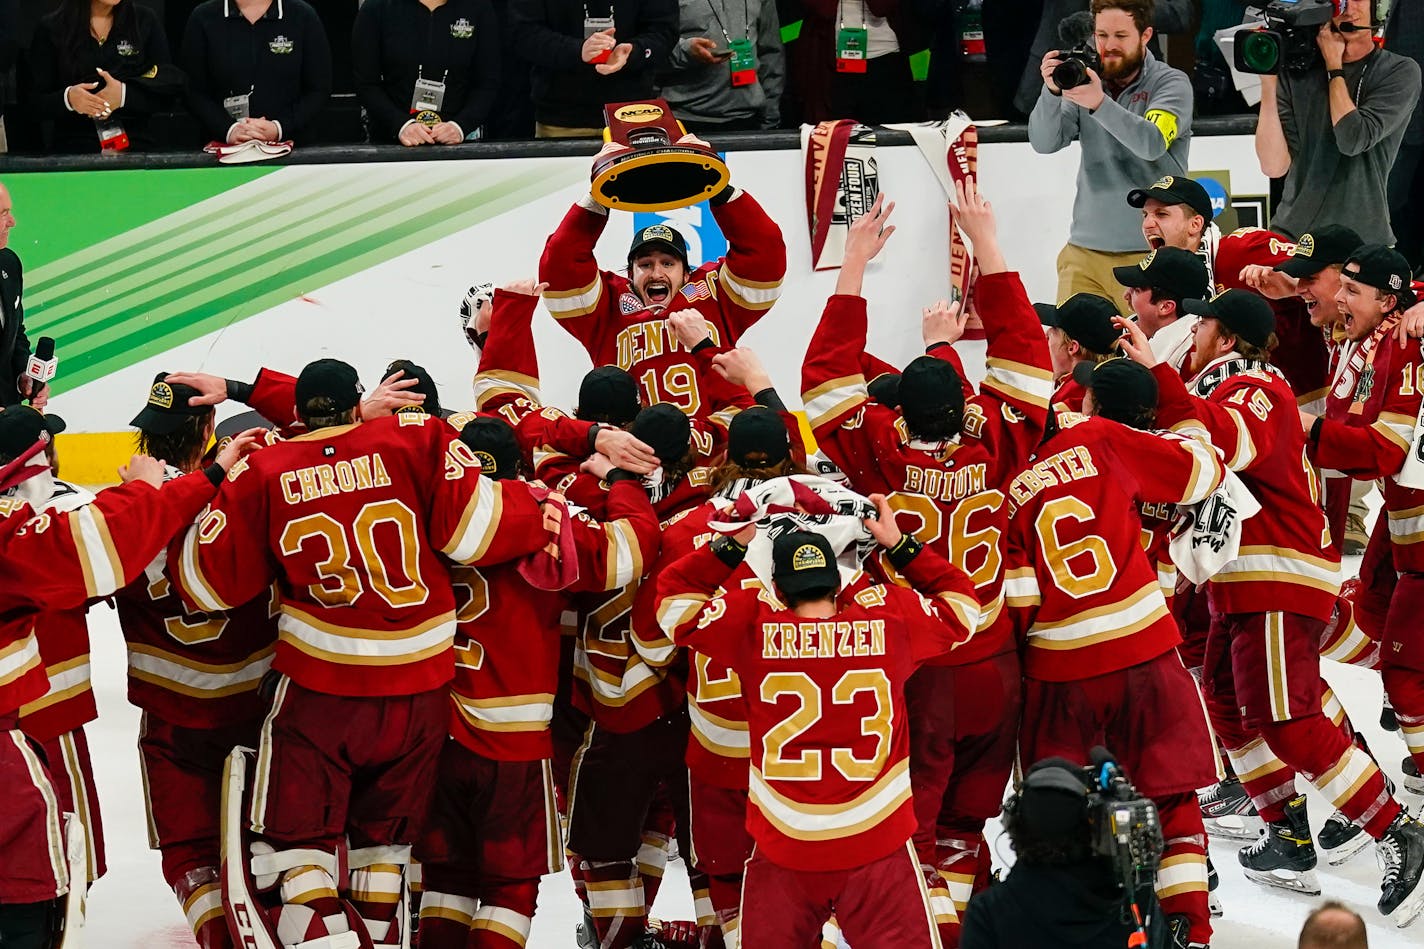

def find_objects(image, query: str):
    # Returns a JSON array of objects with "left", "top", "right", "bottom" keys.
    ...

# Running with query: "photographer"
[
  {"left": 960, "top": 757, "right": 1168, "bottom": 949},
  {"left": 1255, "top": 0, "right": 1421, "bottom": 246},
  {"left": 1030, "top": 0, "right": 1193, "bottom": 314}
]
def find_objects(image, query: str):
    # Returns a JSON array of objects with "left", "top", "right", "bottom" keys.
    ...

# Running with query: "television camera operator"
[
  {"left": 960, "top": 752, "right": 1171, "bottom": 949},
  {"left": 1253, "top": 0, "right": 1420, "bottom": 246}
]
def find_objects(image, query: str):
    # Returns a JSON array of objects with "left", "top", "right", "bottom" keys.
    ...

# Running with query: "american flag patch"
[
  {"left": 619, "top": 292, "right": 644, "bottom": 315},
  {"left": 680, "top": 280, "right": 711, "bottom": 302}
]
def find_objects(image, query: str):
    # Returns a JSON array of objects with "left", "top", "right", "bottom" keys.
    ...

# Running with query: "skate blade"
[
  {"left": 1209, "top": 893, "right": 1223, "bottom": 918},
  {"left": 1391, "top": 887, "right": 1424, "bottom": 929},
  {"left": 1403, "top": 776, "right": 1424, "bottom": 797},
  {"left": 1323, "top": 833, "right": 1373, "bottom": 867},
  {"left": 1204, "top": 814, "right": 1265, "bottom": 841},
  {"left": 1242, "top": 866, "right": 1321, "bottom": 896}
]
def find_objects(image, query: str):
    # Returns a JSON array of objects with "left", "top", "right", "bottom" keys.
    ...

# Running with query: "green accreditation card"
[
  {"left": 729, "top": 37, "right": 757, "bottom": 86},
  {"left": 836, "top": 27, "right": 868, "bottom": 73}
]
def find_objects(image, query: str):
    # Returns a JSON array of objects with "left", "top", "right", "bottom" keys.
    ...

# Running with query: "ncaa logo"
[{"left": 1196, "top": 176, "right": 1229, "bottom": 220}]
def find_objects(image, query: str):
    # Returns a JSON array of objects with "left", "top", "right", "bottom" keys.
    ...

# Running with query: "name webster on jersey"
[
  {"left": 761, "top": 619, "right": 888, "bottom": 660},
  {"left": 1005, "top": 444, "right": 1100, "bottom": 513}
]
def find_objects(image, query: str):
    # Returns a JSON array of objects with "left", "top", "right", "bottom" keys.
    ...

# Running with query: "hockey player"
[
  {"left": 538, "top": 147, "right": 785, "bottom": 425},
  {"left": 1111, "top": 246, "right": 1209, "bottom": 372},
  {"left": 1003, "top": 362, "right": 1226, "bottom": 948},
  {"left": 416, "top": 412, "right": 661, "bottom": 949},
  {"left": 800, "top": 182, "right": 1052, "bottom": 939},
  {"left": 114, "top": 374, "right": 280, "bottom": 949},
  {"left": 1040, "top": 293, "right": 1123, "bottom": 412},
  {"left": 655, "top": 497, "right": 981, "bottom": 949},
  {"left": 170, "top": 358, "right": 562, "bottom": 949},
  {"left": 0, "top": 406, "right": 258, "bottom": 949},
  {"left": 1118, "top": 291, "right": 1424, "bottom": 928},
  {"left": 1304, "top": 246, "right": 1424, "bottom": 856}
]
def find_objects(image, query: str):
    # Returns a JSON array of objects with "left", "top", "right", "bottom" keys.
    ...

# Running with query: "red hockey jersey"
[
  {"left": 0, "top": 471, "right": 221, "bottom": 717},
  {"left": 171, "top": 414, "right": 552, "bottom": 697},
  {"left": 1153, "top": 360, "right": 1340, "bottom": 620},
  {"left": 539, "top": 192, "right": 785, "bottom": 424},
  {"left": 656, "top": 542, "right": 979, "bottom": 871},
  {"left": 801, "top": 273, "right": 1053, "bottom": 666},
  {"left": 1310, "top": 318, "right": 1424, "bottom": 573},
  {"left": 448, "top": 479, "right": 659, "bottom": 761},
  {"left": 1004, "top": 413, "right": 1225, "bottom": 681},
  {"left": 17, "top": 608, "right": 94, "bottom": 742},
  {"left": 1213, "top": 228, "right": 1328, "bottom": 410}
]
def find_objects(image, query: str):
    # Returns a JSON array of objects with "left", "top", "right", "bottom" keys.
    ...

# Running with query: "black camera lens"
[{"left": 1053, "top": 58, "right": 1090, "bottom": 90}]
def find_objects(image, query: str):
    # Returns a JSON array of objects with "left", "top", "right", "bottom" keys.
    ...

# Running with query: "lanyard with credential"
[
  {"left": 706, "top": 0, "right": 757, "bottom": 85},
  {"left": 835, "top": 0, "right": 867, "bottom": 73}
]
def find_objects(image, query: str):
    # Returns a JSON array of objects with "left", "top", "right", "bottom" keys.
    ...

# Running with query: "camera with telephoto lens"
[
  {"left": 1051, "top": 11, "right": 1101, "bottom": 90},
  {"left": 1234, "top": 0, "right": 1345, "bottom": 75},
  {"left": 1083, "top": 746, "right": 1165, "bottom": 894}
]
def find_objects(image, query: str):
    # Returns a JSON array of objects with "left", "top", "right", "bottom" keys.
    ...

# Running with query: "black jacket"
[
  {"left": 960, "top": 863, "right": 1168, "bottom": 949},
  {"left": 0, "top": 249, "right": 33, "bottom": 408},
  {"left": 22, "top": 3, "right": 184, "bottom": 153},
  {"left": 180, "top": 0, "right": 333, "bottom": 144},
  {"left": 509, "top": 0, "right": 678, "bottom": 128},
  {"left": 351, "top": 0, "right": 499, "bottom": 141}
]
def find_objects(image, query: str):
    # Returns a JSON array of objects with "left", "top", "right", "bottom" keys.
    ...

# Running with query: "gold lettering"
[
  {"left": 837, "top": 623, "right": 853, "bottom": 657},
  {"left": 316, "top": 464, "right": 339, "bottom": 498},
  {"left": 335, "top": 461, "right": 356, "bottom": 492},
  {"left": 280, "top": 472, "right": 301, "bottom": 505},
  {"left": 1075, "top": 446, "right": 1099, "bottom": 477},
  {"left": 818, "top": 622, "right": 836, "bottom": 658},
  {"left": 904, "top": 466, "right": 923, "bottom": 493},
  {"left": 780, "top": 623, "right": 798, "bottom": 660},
  {"left": 762, "top": 624, "right": 779, "bottom": 659},
  {"left": 870, "top": 620, "right": 886, "bottom": 656},
  {"left": 297, "top": 468, "right": 319, "bottom": 502},
  {"left": 372, "top": 453, "right": 391, "bottom": 488},
  {"left": 353, "top": 456, "right": 374, "bottom": 490},
  {"left": 800, "top": 623, "right": 817, "bottom": 659},
  {"left": 853, "top": 621, "right": 869, "bottom": 656}
]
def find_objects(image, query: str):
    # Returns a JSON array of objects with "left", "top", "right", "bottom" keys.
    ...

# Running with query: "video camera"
[
  {"left": 1052, "top": 11, "right": 1101, "bottom": 91},
  {"left": 1084, "top": 746, "right": 1165, "bottom": 895},
  {"left": 1234, "top": 0, "right": 1346, "bottom": 75}
]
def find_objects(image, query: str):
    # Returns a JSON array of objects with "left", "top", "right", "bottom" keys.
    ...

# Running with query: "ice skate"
[
  {"left": 1238, "top": 795, "right": 1320, "bottom": 896},
  {"left": 1403, "top": 757, "right": 1424, "bottom": 796},
  {"left": 1319, "top": 809, "right": 1373, "bottom": 866},
  {"left": 1167, "top": 913, "right": 1208, "bottom": 949},
  {"left": 1207, "top": 856, "right": 1223, "bottom": 918},
  {"left": 1378, "top": 814, "right": 1424, "bottom": 928},
  {"left": 1198, "top": 777, "right": 1264, "bottom": 841}
]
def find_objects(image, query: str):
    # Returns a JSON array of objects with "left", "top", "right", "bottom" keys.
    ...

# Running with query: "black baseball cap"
[
  {"left": 629, "top": 403, "right": 691, "bottom": 465},
  {"left": 1016, "top": 758, "right": 1091, "bottom": 841},
  {"left": 1033, "top": 303, "right": 1058, "bottom": 326},
  {"left": 0, "top": 406, "right": 66, "bottom": 461},
  {"left": 1113, "top": 247, "right": 1209, "bottom": 301},
  {"left": 1072, "top": 357, "right": 1158, "bottom": 425},
  {"left": 771, "top": 530, "right": 840, "bottom": 599},
  {"left": 295, "top": 358, "right": 363, "bottom": 417},
  {"left": 130, "top": 372, "right": 211, "bottom": 435},
  {"left": 1274, "top": 225, "right": 1364, "bottom": 278},
  {"left": 578, "top": 366, "right": 642, "bottom": 426},
  {"left": 1342, "top": 244, "right": 1417, "bottom": 309},
  {"left": 385, "top": 359, "right": 442, "bottom": 418},
  {"left": 1127, "top": 175, "right": 1214, "bottom": 220},
  {"left": 628, "top": 223, "right": 689, "bottom": 266},
  {"left": 866, "top": 371, "right": 901, "bottom": 408},
  {"left": 1183, "top": 289, "right": 1276, "bottom": 347},
  {"left": 1044, "top": 294, "right": 1122, "bottom": 355},
  {"left": 458, "top": 416, "right": 521, "bottom": 481},
  {"left": 898, "top": 356, "right": 966, "bottom": 439},
  {"left": 728, "top": 407, "right": 790, "bottom": 467}
]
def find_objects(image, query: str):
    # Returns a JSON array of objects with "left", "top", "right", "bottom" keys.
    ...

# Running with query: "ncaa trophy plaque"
[{"left": 591, "top": 99, "right": 730, "bottom": 213}]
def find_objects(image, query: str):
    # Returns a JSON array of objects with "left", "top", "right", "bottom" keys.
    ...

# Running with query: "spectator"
[
  {"left": 1298, "top": 901, "right": 1368, "bottom": 949},
  {"left": 0, "top": 0, "right": 18, "bottom": 149},
  {"left": 659, "top": 0, "right": 784, "bottom": 132},
  {"left": 1029, "top": 0, "right": 1192, "bottom": 313},
  {"left": 1255, "top": 0, "right": 1421, "bottom": 247},
  {"left": 483, "top": 0, "right": 535, "bottom": 139},
  {"left": 21, "top": 0, "right": 183, "bottom": 153},
  {"left": 510, "top": 0, "right": 678, "bottom": 138},
  {"left": 783, "top": 0, "right": 930, "bottom": 125},
  {"left": 351, "top": 0, "right": 499, "bottom": 146},
  {"left": 1385, "top": 0, "right": 1423, "bottom": 268},
  {"left": 0, "top": 181, "right": 43, "bottom": 410},
  {"left": 1013, "top": 0, "right": 1192, "bottom": 115},
  {"left": 180, "top": 0, "right": 333, "bottom": 146}
]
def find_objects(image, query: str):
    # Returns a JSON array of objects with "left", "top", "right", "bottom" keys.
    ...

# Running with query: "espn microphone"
[{"left": 24, "top": 337, "right": 57, "bottom": 401}]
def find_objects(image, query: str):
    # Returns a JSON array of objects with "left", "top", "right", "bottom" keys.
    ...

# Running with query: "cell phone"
[{"left": 710, "top": 45, "right": 732, "bottom": 57}]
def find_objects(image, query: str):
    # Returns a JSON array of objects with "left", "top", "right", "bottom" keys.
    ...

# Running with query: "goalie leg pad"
[
  {"left": 348, "top": 844, "right": 411, "bottom": 948},
  {"left": 176, "top": 866, "right": 229, "bottom": 949}
]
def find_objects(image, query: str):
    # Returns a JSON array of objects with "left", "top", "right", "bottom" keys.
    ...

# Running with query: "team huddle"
[{"left": 2, "top": 155, "right": 1424, "bottom": 949}]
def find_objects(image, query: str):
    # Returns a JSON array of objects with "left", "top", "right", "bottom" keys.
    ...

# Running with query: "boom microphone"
[
  {"left": 1057, "top": 10, "right": 1095, "bottom": 47},
  {"left": 24, "top": 337, "right": 57, "bottom": 402}
]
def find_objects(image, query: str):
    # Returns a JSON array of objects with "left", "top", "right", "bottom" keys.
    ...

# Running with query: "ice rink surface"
[{"left": 79, "top": 593, "right": 1421, "bottom": 948}]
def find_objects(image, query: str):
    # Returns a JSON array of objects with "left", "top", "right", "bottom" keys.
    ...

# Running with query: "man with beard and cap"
[
  {"left": 802, "top": 181, "right": 1052, "bottom": 943},
  {"left": 1304, "top": 246, "right": 1424, "bottom": 804},
  {"left": 0, "top": 406, "right": 257, "bottom": 949},
  {"left": 1118, "top": 292, "right": 1424, "bottom": 928},
  {"left": 654, "top": 499, "right": 981, "bottom": 949},
  {"left": 1029, "top": 0, "right": 1193, "bottom": 314},
  {"left": 539, "top": 148, "right": 785, "bottom": 428},
  {"left": 415, "top": 413, "right": 661, "bottom": 949}
]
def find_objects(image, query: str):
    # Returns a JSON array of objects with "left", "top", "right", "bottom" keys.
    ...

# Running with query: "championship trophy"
[{"left": 590, "top": 99, "right": 730, "bottom": 212}]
